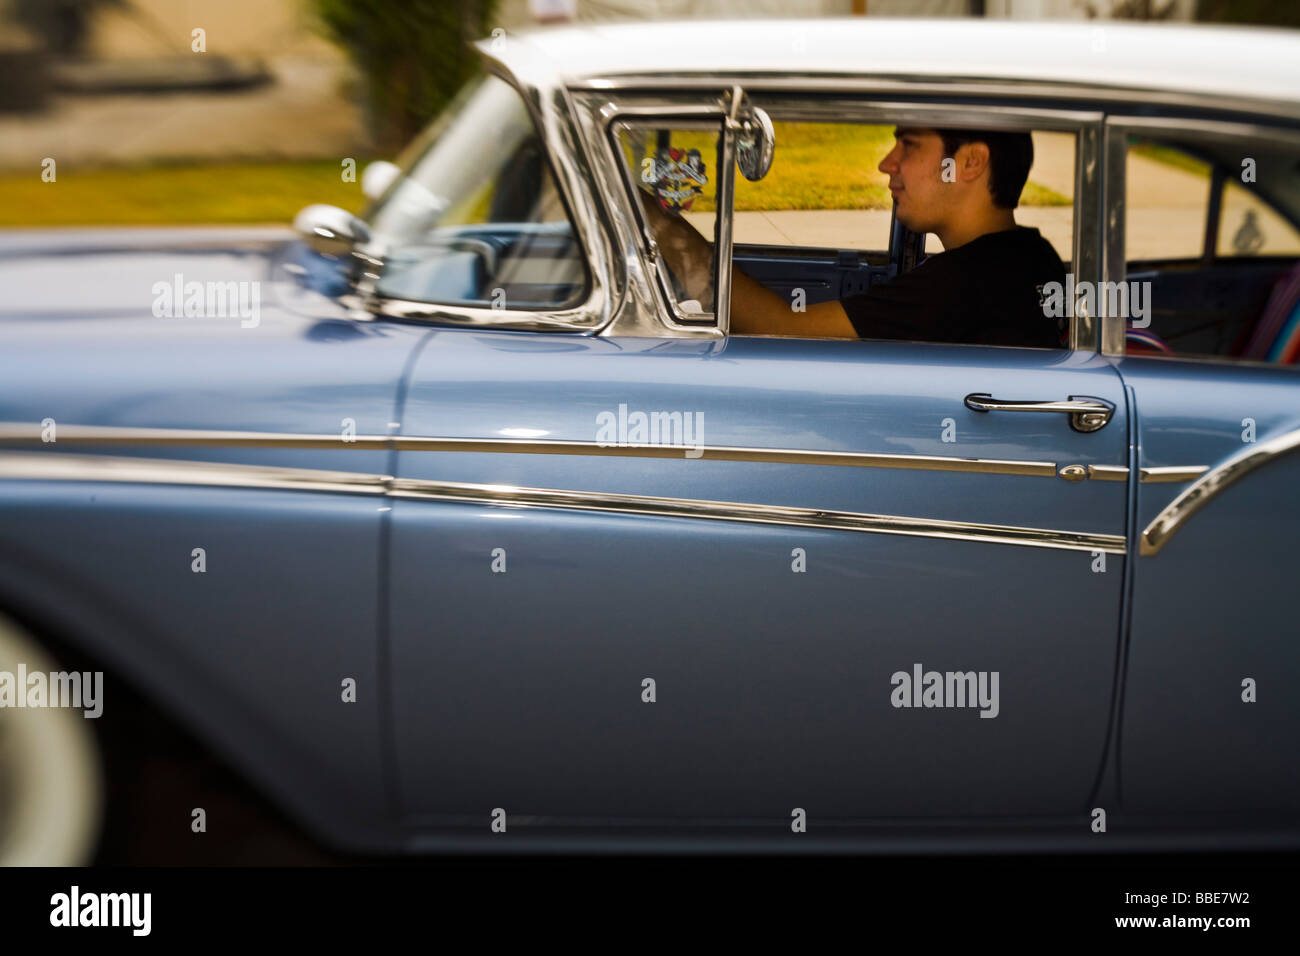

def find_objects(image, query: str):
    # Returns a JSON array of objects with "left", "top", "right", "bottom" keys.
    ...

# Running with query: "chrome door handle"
[{"left": 964, "top": 394, "right": 1115, "bottom": 433}]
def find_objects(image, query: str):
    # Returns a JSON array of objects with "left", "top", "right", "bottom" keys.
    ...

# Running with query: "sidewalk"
[
  {"left": 683, "top": 130, "right": 1078, "bottom": 257},
  {"left": 698, "top": 207, "right": 1075, "bottom": 260},
  {"left": 685, "top": 131, "right": 1298, "bottom": 263},
  {"left": 0, "top": 56, "right": 368, "bottom": 171}
]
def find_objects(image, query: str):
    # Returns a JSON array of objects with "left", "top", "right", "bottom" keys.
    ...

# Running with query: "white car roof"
[{"left": 482, "top": 18, "right": 1300, "bottom": 108}]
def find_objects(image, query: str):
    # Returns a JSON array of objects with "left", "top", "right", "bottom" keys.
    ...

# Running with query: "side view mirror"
[
  {"left": 293, "top": 204, "right": 371, "bottom": 258},
  {"left": 361, "top": 160, "right": 401, "bottom": 202},
  {"left": 735, "top": 106, "right": 774, "bottom": 182}
]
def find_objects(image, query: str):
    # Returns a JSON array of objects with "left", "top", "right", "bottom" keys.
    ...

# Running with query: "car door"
[
  {"left": 390, "top": 336, "right": 1131, "bottom": 826},
  {"left": 385, "top": 89, "right": 1128, "bottom": 830},
  {"left": 1107, "top": 116, "right": 1300, "bottom": 818}
]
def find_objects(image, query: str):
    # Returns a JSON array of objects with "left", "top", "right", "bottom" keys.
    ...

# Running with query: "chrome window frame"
[
  {"left": 576, "top": 83, "right": 1104, "bottom": 350},
  {"left": 571, "top": 89, "right": 732, "bottom": 340},
  {"left": 605, "top": 109, "right": 733, "bottom": 329},
  {"left": 569, "top": 74, "right": 1300, "bottom": 127},
  {"left": 352, "top": 65, "right": 620, "bottom": 333},
  {"left": 733, "top": 97, "right": 1103, "bottom": 352},
  {"left": 1102, "top": 114, "right": 1300, "bottom": 359}
]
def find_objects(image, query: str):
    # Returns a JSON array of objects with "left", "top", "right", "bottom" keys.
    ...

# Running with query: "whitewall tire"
[{"left": 0, "top": 613, "right": 104, "bottom": 866}]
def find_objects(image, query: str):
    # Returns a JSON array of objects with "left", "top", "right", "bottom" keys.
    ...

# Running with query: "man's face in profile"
[{"left": 877, "top": 127, "right": 954, "bottom": 235}]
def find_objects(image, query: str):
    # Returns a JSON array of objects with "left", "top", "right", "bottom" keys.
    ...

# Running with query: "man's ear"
[{"left": 959, "top": 141, "right": 991, "bottom": 182}]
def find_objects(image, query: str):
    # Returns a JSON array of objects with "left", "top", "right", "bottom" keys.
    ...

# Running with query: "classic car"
[{"left": 2, "top": 17, "right": 1299, "bottom": 863}]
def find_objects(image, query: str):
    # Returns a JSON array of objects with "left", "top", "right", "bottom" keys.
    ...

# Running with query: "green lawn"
[
  {"left": 0, "top": 160, "right": 369, "bottom": 227},
  {"left": 1130, "top": 141, "right": 1211, "bottom": 178},
  {"left": 628, "top": 121, "right": 1067, "bottom": 214},
  {"left": 736, "top": 121, "right": 899, "bottom": 211},
  {"left": 0, "top": 125, "right": 1069, "bottom": 228},
  {"left": 745, "top": 122, "right": 1070, "bottom": 209}
]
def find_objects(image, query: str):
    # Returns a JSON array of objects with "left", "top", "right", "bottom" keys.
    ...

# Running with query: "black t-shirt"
[{"left": 840, "top": 226, "right": 1066, "bottom": 348}]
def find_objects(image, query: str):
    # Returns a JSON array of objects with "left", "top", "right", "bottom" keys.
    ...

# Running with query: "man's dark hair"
[{"left": 936, "top": 129, "right": 1034, "bottom": 209}]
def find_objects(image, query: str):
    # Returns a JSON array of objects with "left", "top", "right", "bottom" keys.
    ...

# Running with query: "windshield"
[{"left": 365, "top": 74, "right": 587, "bottom": 310}]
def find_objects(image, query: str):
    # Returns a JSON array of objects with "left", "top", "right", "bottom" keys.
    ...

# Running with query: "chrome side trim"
[
  {"left": 0, "top": 450, "right": 1125, "bottom": 554},
  {"left": 1141, "top": 428, "right": 1300, "bottom": 556},
  {"left": 0, "top": 423, "right": 1059, "bottom": 477},
  {"left": 389, "top": 477, "right": 1125, "bottom": 552},
  {"left": 1087, "top": 464, "right": 1130, "bottom": 482},
  {"left": 1139, "top": 465, "right": 1209, "bottom": 484},
  {"left": 0, "top": 424, "right": 393, "bottom": 450},
  {"left": 0, "top": 451, "right": 388, "bottom": 495},
  {"left": 389, "top": 437, "right": 1059, "bottom": 475}
]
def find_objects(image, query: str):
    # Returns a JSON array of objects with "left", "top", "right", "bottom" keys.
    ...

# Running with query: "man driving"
[{"left": 640, "top": 126, "right": 1066, "bottom": 347}]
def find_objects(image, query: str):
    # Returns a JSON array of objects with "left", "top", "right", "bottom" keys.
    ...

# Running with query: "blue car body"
[{"left": 2, "top": 19, "right": 1298, "bottom": 855}]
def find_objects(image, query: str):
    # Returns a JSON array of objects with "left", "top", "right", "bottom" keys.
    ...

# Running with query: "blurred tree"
[
  {"left": 1102, "top": 0, "right": 1180, "bottom": 17},
  {"left": 12, "top": 0, "right": 124, "bottom": 55},
  {"left": 310, "top": 0, "right": 499, "bottom": 154},
  {"left": 1197, "top": 0, "right": 1300, "bottom": 27}
]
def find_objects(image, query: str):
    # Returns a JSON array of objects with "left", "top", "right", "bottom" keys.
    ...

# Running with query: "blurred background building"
[{"left": 0, "top": 0, "right": 1290, "bottom": 225}]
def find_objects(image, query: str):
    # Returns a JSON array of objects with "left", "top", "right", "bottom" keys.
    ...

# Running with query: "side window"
[
  {"left": 612, "top": 109, "right": 1079, "bottom": 347},
  {"left": 1125, "top": 141, "right": 1212, "bottom": 262},
  {"left": 733, "top": 123, "right": 1074, "bottom": 264},
  {"left": 614, "top": 123, "right": 724, "bottom": 321},
  {"left": 367, "top": 75, "right": 589, "bottom": 311},
  {"left": 731, "top": 122, "right": 896, "bottom": 254},
  {"left": 1122, "top": 134, "right": 1300, "bottom": 362},
  {"left": 723, "top": 117, "right": 1076, "bottom": 346},
  {"left": 1217, "top": 180, "right": 1300, "bottom": 258}
]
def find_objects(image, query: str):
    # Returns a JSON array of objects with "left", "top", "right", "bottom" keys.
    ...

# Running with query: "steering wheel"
[{"left": 436, "top": 236, "right": 499, "bottom": 279}]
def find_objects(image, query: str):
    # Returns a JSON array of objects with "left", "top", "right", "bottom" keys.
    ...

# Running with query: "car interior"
[
  {"left": 713, "top": 124, "right": 1300, "bottom": 361},
  {"left": 731, "top": 208, "right": 926, "bottom": 318},
  {"left": 1122, "top": 136, "right": 1300, "bottom": 362},
  {"left": 639, "top": 119, "right": 1074, "bottom": 344},
  {"left": 351, "top": 112, "right": 1300, "bottom": 363}
]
